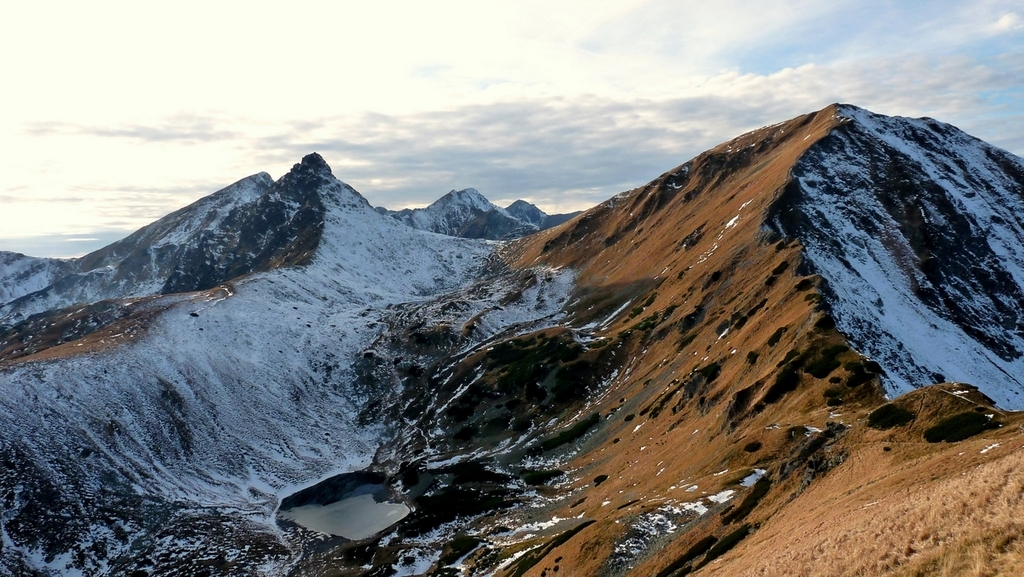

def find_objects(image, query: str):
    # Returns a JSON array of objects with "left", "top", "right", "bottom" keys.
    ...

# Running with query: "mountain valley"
[{"left": 2, "top": 104, "right": 1024, "bottom": 577}]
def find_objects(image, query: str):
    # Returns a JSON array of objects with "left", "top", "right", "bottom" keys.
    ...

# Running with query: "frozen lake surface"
[{"left": 279, "top": 493, "right": 410, "bottom": 540}]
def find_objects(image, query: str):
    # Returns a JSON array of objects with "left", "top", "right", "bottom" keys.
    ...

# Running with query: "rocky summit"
[
  {"left": 376, "top": 188, "right": 581, "bottom": 240},
  {"left": 2, "top": 104, "right": 1024, "bottom": 576}
]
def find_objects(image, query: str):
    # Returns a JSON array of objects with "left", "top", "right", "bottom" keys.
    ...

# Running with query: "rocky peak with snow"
[
  {"left": 0, "top": 251, "right": 76, "bottom": 305},
  {"left": 436, "top": 187, "right": 495, "bottom": 212},
  {"left": 506, "top": 198, "right": 581, "bottom": 229},
  {"left": 505, "top": 199, "right": 547, "bottom": 227},
  {"left": 272, "top": 152, "right": 357, "bottom": 206},
  {"left": 381, "top": 187, "right": 525, "bottom": 238},
  {"left": 1, "top": 153, "right": 369, "bottom": 325},
  {"left": 378, "top": 188, "right": 581, "bottom": 240},
  {"left": 769, "top": 103, "right": 1024, "bottom": 405}
]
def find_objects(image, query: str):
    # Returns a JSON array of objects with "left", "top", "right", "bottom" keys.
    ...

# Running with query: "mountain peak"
[
  {"left": 505, "top": 199, "right": 546, "bottom": 227},
  {"left": 505, "top": 199, "right": 535, "bottom": 210},
  {"left": 437, "top": 188, "right": 495, "bottom": 212},
  {"left": 377, "top": 188, "right": 583, "bottom": 240},
  {"left": 271, "top": 152, "right": 340, "bottom": 204},
  {"left": 292, "top": 152, "right": 333, "bottom": 176}
]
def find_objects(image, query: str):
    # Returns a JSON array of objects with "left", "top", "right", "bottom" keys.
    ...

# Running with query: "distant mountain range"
[
  {"left": 0, "top": 178, "right": 575, "bottom": 329},
  {"left": 375, "top": 187, "right": 581, "bottom": 240}
]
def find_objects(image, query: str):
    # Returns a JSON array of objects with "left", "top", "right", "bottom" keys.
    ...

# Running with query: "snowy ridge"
[
  {"left": 0, "top": 251, "right": 75, "bottom": 304},
  {"left": 378, "top": 189, "right": 581, "bottom": 240},
  {"left": 0, "top": 155, "right": 576, "bottom": 574},
  {"left": 0, "top": 172, "right": 276, "bottom": 323},
  {"left": 403, "top": 188, "right": 506, "bottom": 236},
  {"left": 773, "top": 104, "right": 1024, "bottom": 407},
  {"left": 505, "top": 199, "right": 548, "bottom": 228},
  {"left": 85, "top": 172, "right": 274, "bottom": 256},
  {"left": 382, "top": 188, "right": 540, "bottom": 240},
  {"left": 311, "top": 183, "right": 493, "bottom": 300},
  {"left": 506, "top": 199, "right": 581, "bottom": 230}
]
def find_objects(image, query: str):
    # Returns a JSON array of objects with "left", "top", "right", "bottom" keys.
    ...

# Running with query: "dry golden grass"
[
  {"left": 497, "top": 105, "right": 879, "bottom": 576},
  {"left": 703, "top": 426, "right": 1024, "bottom": 576},
  {"left": 492, "top": 103, "right": 1024, "bottom": 577}
]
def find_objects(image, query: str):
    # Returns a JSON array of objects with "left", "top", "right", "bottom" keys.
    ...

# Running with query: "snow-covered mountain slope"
[
  {"left": 770, "top": 104, "right": 1024, "bottom": 406},
  {"left": 413, "top": 187, "right": 499, "bottom": 231},
  {"left": 0, "top": 172, "right": 280, "bottom": 324},
  {"left": 381, "top": 187, "right": 535, "bottom": 239},
  {"left": 504, "top": 199, "right": 547, "bottom": 227},
  {"left": 0, "top": 251, "right": 76, "bottom": 304},
  {"left": 79, "top": 171, "right": 278, "bottom": 293},
  {"left": 378, "top": 189, "right": 583, "bottom": 241},
  {"left": 0, "top": 154, "right": 582, "bottom": 574}
]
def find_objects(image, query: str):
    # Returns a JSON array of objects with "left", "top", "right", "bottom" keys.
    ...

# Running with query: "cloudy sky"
[{"left": 2, "top": 0, "right": 1022, "bottom": 257}]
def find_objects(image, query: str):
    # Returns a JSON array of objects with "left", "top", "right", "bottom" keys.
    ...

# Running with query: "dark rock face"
[
  {"left": 505, "top": 199, "right": 547, "bottom": 227},
  {"left": 280, "top": 470, "right": 389, "bottom": 509},
  {"left": 160, "top": 154, "right": 329, "bottom": 294},
  {"left": 76, "top": 172, "right": 276, "bottom": 284},
  {"left": 770, "top": 105, "right": 1024, "bottom": 402},
  {"left": 1, "top": 154, "right": 340, "bottom": 324},
  {"left": 506, "top": 199, "right": 581, "bottom": 230},
  {"left": 458, "top": 208, "right": 537, "bottom": 239}
]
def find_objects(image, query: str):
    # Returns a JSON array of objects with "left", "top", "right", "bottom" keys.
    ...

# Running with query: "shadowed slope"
[{"left": 770, "top": 105, "right": 1024, "bottom": 404}]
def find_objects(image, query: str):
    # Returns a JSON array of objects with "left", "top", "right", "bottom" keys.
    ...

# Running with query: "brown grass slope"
[{"left": 483, "top": 104, "right": 1024, "bottom": 577}]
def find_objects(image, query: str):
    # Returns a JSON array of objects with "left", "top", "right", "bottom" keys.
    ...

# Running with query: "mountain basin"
[
  {"left": 279, "top": 493, "right": 409, "bottom": 540},
  {"left": 277, "top": 470, "right": 409, "bottom": 540}
]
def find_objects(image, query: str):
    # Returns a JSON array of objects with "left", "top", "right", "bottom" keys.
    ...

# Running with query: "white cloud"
[
  {"left": 994, "top": 12, "right": 1023, "bottom": 32},
  {"left": 1, "top": 1, "right": 1022, "bottom": 257}
]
